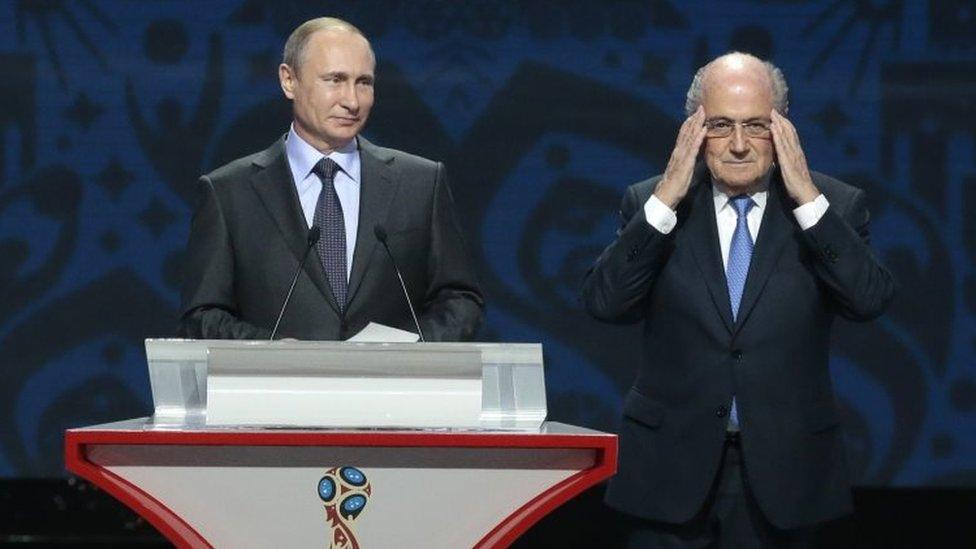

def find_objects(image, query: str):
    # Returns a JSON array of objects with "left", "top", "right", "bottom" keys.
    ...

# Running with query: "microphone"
[
  {"left": 270, "top": 226, "right": 321, "bottom": 340},
  {"left": 374, "top": 225, "right": 425, "bottom": 342}
]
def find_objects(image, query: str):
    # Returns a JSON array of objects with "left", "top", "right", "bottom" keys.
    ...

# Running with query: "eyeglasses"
[{"left": 704, "top": 119, "right": 772, "bottom": 139}]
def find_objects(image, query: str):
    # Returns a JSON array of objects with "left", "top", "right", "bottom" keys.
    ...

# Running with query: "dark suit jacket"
[
  {"left": 581, "top": 168, "right": 894, "bottom": 529},
  {"left": 179, "top": 135, "right": 484, "bottom": 341}
]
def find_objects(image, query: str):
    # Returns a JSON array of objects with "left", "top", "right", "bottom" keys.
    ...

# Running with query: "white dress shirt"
[{"left": 285, "top": 125, "right": 361, "bottom": 280}]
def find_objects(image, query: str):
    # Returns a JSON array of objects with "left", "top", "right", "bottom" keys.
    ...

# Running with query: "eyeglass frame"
[{"left": 703, "top": 117, "right": 772, "bottom": 139}]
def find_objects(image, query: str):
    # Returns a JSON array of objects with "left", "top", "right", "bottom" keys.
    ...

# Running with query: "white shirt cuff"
[
  {"left": 793, "top": 194, "right": 829, "bottom": 230},
  {"left": 644, "top": 194, "right": 678, "bottom": 234}
]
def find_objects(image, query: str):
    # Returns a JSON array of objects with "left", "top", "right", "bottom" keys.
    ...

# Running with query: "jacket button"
[
  {"left": 823, "top": 245, "right": 838, "bottom": 263},
  {"left": 716, "top": 406, "right": 728, "bottom": 418},
  {"left": 627, "top": 246, "right": 640, "bottom": 261},
  {"left": 731, "top": 349, "right": 743, "bottom": 360}
]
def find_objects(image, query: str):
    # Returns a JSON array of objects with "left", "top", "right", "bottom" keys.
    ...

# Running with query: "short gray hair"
[
  {"left": 684, "top": 52, "right": 788, "bottom": 116},
  {"left": 282, "top": 17, "right": 374, "bottom": 74}
]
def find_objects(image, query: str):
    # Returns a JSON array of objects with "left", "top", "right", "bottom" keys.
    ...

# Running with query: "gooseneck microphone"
[
  {"left": 270, "top": 226, "right": 321, "bottom": 340},
  {"left": 374, "top": 225, "right": 426, "bottom": 342}
]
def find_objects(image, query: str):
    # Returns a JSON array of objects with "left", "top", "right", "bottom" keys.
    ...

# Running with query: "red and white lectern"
[{"left": 64, "top": 340, "right": 617, "bottom": 548}]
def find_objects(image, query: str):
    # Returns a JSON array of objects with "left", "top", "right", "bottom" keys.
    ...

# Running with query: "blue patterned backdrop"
[{"left": 0, "top": 0, "right": 973, "bottom": 485}]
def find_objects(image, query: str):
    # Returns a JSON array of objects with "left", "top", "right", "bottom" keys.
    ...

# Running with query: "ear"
[{"left": 279, "top": 63, "right": 297, "bottom": 100}]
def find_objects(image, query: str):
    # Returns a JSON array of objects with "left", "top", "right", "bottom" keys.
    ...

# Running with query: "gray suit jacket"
[
  {"left": 179, "top": 136, "right": 484, "bottom": 341},
  {"left": 582, "top": 167, "right": 895, "bottom": 528}
]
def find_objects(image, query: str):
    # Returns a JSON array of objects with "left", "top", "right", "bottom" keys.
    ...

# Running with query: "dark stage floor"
[{"left": 1, "top": 479, "right": 973, "bottom": 547}]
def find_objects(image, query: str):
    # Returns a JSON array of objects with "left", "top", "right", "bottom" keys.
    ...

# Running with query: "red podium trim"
[
  {"left": 474, "top": 439, "right": 618, "bottom": 548},
  {"left": 64, "top": 432, "right": 212, "bottom": 549}
]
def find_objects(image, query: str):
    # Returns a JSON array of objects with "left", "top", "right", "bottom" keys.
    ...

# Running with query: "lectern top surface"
[
  {"left": 65, "top": 418, "right": 616, "bottom": 452},
  {"left": 71, "top": 417, "right": 609, "bottom": 436}
]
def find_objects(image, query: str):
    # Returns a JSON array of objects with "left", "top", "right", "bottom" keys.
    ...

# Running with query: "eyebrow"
[
  {"left": 705, "top": 116, "right": 770, "bottom": 123},
  {"left": 322, "top": 71, "right": 374, "bottom": 81}
]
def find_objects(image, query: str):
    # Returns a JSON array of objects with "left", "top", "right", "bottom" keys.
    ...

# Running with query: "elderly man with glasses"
[{"left": 582, "top": 52, "right": 895, "bottom": 547}]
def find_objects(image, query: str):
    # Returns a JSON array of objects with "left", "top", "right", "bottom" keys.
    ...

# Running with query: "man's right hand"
[{"left": 653, "top": 106, "right": 707, "bottom": 209}]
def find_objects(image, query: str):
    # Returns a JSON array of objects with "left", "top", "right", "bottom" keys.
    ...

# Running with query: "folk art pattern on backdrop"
[{"left": 0, "top": 0, "right": 973, "bottom": 485}]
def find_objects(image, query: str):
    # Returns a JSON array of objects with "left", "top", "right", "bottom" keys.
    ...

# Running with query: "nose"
[
  {"left": 729, "top": 125, "right": 748, "bottom": 154},
  {"left": 340, "top": 82, "right": 359, "bottom": 113}
]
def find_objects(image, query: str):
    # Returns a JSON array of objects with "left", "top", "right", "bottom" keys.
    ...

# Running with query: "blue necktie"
[
  {"left": 726, "top": 195, "right": 754, "bottom": 429},
  {"left": 312, "top": 158, "right": 347, "bottom": 311}
]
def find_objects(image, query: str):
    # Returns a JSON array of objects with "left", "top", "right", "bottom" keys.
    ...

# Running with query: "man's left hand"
[{"left": 770, "top": 110, "right": 820, "bottom": 205}]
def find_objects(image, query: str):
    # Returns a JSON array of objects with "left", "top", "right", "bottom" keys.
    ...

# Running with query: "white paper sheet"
[{"left": 346, "top": 322, "right": 420, "bottom": 343}]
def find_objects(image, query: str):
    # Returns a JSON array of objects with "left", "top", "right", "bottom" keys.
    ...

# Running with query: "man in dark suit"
[
  {"left": 582, "top": 53, "right": 894, "bottom": 546},
  {"left": 180, "top": 17, "right": 483, "bottom": 341}
]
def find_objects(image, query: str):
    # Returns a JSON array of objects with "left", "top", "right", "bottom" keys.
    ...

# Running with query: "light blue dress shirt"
[{"left": 285, "top": 125, "right": 361, "bottom": 281}]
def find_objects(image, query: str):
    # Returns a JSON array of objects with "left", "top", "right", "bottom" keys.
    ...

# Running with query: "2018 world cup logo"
[{"left": 317, "top": 467, "right": 371, "bottom": 549}]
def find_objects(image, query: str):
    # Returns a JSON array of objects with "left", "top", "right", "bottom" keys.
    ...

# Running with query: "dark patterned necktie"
[{"left": 311, "top": 157, "right": 347, "bottom": 311}]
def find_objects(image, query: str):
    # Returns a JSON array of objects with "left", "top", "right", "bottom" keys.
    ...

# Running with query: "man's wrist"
[
  {"left": 792, "top": 182, "right": 821, "bottom": 206},
  {"left": 653, "top": 189, "right": 681, "bottom": 210}
]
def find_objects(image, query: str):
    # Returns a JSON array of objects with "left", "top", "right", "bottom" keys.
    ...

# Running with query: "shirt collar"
[
  {"left": 712, "top": 183, "right": 767, "bottom": 214},
  {"left": 285, "top": 124, "right": 361, "bottom": 184}
]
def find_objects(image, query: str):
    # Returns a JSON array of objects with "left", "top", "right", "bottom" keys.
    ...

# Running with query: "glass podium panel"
[{"left": 145, "top": 340, "right": 546, "bottom": 431}]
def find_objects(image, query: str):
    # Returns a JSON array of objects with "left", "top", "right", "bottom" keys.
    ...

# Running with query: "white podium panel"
[
  {"left": 65, "top": 419, "right": 618, "bottom": 548},
  {"left": 145, "top": 340, "right": 547, "bottom": 430}
]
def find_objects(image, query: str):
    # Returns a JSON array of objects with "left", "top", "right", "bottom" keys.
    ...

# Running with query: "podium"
[{"left": 64, "top": 340, "right": 617, "bottom": 548}]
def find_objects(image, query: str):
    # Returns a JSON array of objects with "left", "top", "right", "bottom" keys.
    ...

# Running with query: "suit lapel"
[
  {"left": 682, "top": 173, "right": 736, "bottom": 334},
  {"left": 249, "top": 137, "right": 341, "bottom": 314},
  {"left": 732, "top": 176, "right": 794, "bottom": 333},
  {"left": 346, "top": 137, "right": 398, "bottom": 307}
]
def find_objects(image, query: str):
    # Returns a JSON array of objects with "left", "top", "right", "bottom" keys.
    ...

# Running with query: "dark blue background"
[{"left": 0, "top": 0, "right": 973, "bottom": 485}]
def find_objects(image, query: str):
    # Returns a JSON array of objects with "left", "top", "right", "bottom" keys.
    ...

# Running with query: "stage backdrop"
[{"left": 0, "top": 0, "right": 973, "bottom": 485}]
